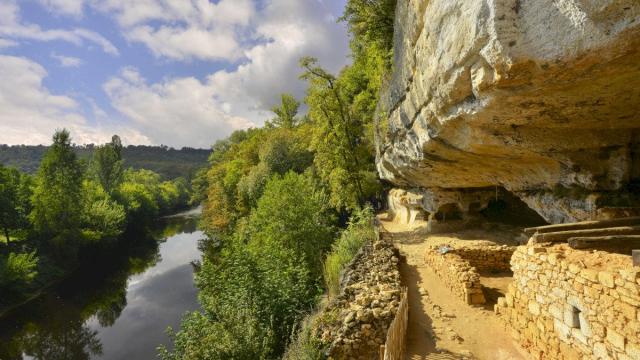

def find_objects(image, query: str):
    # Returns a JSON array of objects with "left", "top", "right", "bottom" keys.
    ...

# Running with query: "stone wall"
[
  {"left": 424, "top": 245, "right": 486, "bottom": 305},
  {"left": 424, "top": 244, "right": 515, "bottom": 305},
  {"left": 496, "top": 244, "right": 640, "bottom": 360},
  {"left": 315, "top": 239, "right": 402, "bottom": 359},
  {"left": 453, "top": 245, "right": 515, "bottom": 272}
]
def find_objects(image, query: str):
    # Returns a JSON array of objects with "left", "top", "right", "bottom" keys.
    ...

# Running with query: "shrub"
[
  {"left": 323, "top": 206, "right": 375, "bottom": 297},
  {"left": 0, "top": 251, "right": 38, "bottom": 288}
]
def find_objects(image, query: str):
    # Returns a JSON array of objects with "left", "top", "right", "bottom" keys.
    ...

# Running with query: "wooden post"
[{"left": 633, "top": 250, "right": 640, "bottom": 267}]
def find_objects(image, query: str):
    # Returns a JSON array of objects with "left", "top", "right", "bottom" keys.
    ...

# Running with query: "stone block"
[
  {"left": 554, "top": 319, "right": 571, "bottom": 340},
  {"left": 606, "top": 328, "right": 626, "bottom": 350},
  {"left": 619, "top": 301, "right": 637, "bottom": 321},
  {"left": 593, "top": 342, "right": 611, "bottom": 359},
  {"left": 581, "top": 269, "right": 599, "bottom": 282},
  {"left": 599, "top": 272, "right": 616, "bottom": 288},
  {"left": 559, "top": 341, "right": 581, "bottom": 360},
  {"left": 528, "top": 301, "right": 541, "bottom": 316},
  {"left": 578, "top": 312, "right": 592, "bottom": 338},
  {"left": 626, "top": 342, "right": 640, "bottom": 359}
]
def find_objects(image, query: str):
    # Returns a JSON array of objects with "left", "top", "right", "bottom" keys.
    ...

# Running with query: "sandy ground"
[{"left": 379, "top": 217, "right": 531, "bottom": 360}]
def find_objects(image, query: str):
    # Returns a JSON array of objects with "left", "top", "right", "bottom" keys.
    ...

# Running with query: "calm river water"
[{"left": 0, "top": 208, "right": 204, "bottom": 360}]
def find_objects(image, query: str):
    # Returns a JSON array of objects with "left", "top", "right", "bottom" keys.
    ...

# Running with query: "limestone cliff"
[{"left": 376, "top": 0, "right": 640, "bottom": 223}]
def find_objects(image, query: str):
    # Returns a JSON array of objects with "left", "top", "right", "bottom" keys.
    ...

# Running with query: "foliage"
[
  {"left": 323, "top": 206, "right": 375, "bottom": 297},
  {"left": 300, "top": 57, "right": 382, "bottom": 209},
  {"left": 30, "top": 130, "right": 85, "bottom": 252},
  {"left": 201, "top": 124, "right": 314, "bottom": 236},
  {"left": 0, "top": 165, "right": 31, "bottom": 242},
  {"left": 267, "top": 93, "right": 301, "bottom": 129},
  {"left": 245, "top": 172, "right": 336, "bottom": 276},
  {"left": 0, "top": 129, "right": 194, "bottom": 310},
  {"left": 340, "top": 0, "right": 397, "bottom": 53},
  {"left": 161, "top": 173, "right": 337, "bottom": 359},
  {"left": 81, "top": 180, "right": 127, "bottom": 241},
  {"left": 0, "top": 251, "right": 38, "bottom": 289},
  {"left": 0, "top": 143, "right": 210, "bottom": 180},
  {"left": 282, "top": 314, "right": 326, "bottom": 360},
  {"left": 91, "top": 135, "right": 124, "bottom": 195}
]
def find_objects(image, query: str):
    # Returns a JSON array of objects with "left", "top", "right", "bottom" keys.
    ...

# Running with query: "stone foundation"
[
  {"left": 425, "top": 244, "right": 516, "bottom": 305},
  {"left": 496, "top": 244, "right": 640, "bottom": 360}
]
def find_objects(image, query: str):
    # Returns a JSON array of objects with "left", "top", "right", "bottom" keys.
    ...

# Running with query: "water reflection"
[{"left": 0, "top": 210, "right": 203, "bottom": 360}]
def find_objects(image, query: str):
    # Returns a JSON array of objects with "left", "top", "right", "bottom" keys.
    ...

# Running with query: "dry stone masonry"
[
  {"left": 424, "top": 244, "right": 516, "bottom": 305},
  {"left": 376, "top": 0, "right": 640, "bottom": 223},
  {"left": 314, "top": 237, "right": 402, "bottom": 359},
  {"left": 495, "top": 244, "right": 640, "bottom": 360}
]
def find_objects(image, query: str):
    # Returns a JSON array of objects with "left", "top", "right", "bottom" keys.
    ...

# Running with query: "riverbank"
[
  {"left": 0, "top": 208, "right": 203, "bottom": 360},
  {"left": 0, "top": 206, "right": 200, "bottom": 320}
]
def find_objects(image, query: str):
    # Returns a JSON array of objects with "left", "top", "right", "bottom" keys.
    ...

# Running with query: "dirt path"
[{"left": 379, "top": 218, "right": 530, "bottom": 360}]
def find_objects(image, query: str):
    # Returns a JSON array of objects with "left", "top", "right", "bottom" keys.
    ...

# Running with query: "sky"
[{"left": 0, "top": 0, "right": 350, "bottom": 148}]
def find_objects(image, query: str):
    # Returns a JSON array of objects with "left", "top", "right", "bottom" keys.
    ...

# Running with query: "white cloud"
[
  {"left": 94, "top": 0, "right": 350, "bottom": 148},
  {"left": 104, "top": 67, "right": 254, "bottom": 148},
  {"left": 38, "top": 0, "right": 85, "bottom": 17},
  {"left": 0, "top": 38, "right": 17, "bottom": 48},
  {"left": 93, "top": 0, "right": 254, "bottom": 61},
  {"left": 12, "top": 0, "right": 350, "bottom": 147},
  {"left": 0, "top": 55, "right": 149, "bottom": 145},
  {"left": 51, "top": 52, "right": 83, "bottom": 67},
  {"left": 101, "top": 0, "right": 350, "bottom": 148},
  {"left": 207, "top": 0, "right": 350, "bottom": 123},
  {"left": 0, "top": 0, "right": 118, "bottom": 55}
]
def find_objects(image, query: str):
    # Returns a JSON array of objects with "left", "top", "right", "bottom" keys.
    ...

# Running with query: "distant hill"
[{"left": 0, "top": 144, "right": 211, "bottom": 180}]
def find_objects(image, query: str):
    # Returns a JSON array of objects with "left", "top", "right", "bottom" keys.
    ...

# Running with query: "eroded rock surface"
[{"left": 377, "top": 0, "right": 640, "bottom": 223}]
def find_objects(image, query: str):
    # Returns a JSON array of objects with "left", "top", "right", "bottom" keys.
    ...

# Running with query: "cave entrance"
[
  {"left": 480, "top": 188, "right": 547, "bottom": 227},
  {"left": 434, "top": 203, "right": 464, "bottom": 221}
]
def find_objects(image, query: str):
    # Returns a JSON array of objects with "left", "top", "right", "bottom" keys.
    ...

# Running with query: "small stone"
[
  {"left": 343, "top": 312, "right": 355, "bottom": 325},
  {"left": 599, "top": 271, "right": 615, "bottom": 288}
]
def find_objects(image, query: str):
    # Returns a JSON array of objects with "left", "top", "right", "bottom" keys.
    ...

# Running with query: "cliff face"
[{"left": 376, "top": 0, "right": 640, "bottom": 223}]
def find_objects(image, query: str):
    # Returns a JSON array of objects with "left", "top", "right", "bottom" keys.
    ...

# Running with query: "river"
[{"left": 0, "top": 208, "right": 204, "bottom": 360}]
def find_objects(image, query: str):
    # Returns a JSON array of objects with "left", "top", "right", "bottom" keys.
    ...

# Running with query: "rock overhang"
[{"left": 377, "top": 0, "right": 640, "bottom": 223}]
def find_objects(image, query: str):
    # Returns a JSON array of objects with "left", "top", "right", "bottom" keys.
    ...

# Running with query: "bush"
[
  {"left": 83, "top": 198, "right": 126, "bottom": 240},
  {"left": 323, "top": 206, "right": 375, "bottom": 297},
  {"left": 0, "top": 251, "right": 38, "bottom": 288}
]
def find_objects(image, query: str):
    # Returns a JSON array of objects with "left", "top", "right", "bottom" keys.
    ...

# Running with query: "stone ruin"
[
  {"left": 425, "top": 244, "right": 515, "bottom": 305},
  {"left": 494, "top": 219, "right": 640, "bottom": 360}
]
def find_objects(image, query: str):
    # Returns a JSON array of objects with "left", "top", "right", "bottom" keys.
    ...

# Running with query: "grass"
[{"left": 323, "top": 206, "right": 376, "bottom": 298}]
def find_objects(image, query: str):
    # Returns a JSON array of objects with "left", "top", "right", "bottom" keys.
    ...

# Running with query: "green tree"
[
  {"left": 92, "top": 135, "right": 124, "bottom": 195},
  {"left": 340, "top": 0, "right": 397, "bottom": 52},
  {"left": 300, "top": 57, "right": 381, "bottom": 209},
  {"left": 81, "top": 180, "right": 126, "bottom": 241},
  {"left": 0, "top": 165, "right": 30, "bottom": 242},
  {"left": 30, "top": 130, "right": 84, "bottom": 245},
  {"left": 268, "top": 94, "right": 300, "bottom": 128}
]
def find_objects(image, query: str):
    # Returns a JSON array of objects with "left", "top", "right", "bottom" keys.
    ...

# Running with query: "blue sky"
[{"left": 0, "top": 0, "right": 350, "bottom": 148}]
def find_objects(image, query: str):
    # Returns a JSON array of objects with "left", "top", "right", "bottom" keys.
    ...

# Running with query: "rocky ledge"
[
  {"left": 376, "top": 0, "right": 640, "bottom": 223},
  {"left": 314, "top": 238, "right": 402, "bottom": 359}
]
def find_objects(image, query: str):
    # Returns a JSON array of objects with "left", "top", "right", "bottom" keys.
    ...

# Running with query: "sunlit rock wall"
[{"left": 376, "top": 0, "right": 640, "bottom": 223}]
